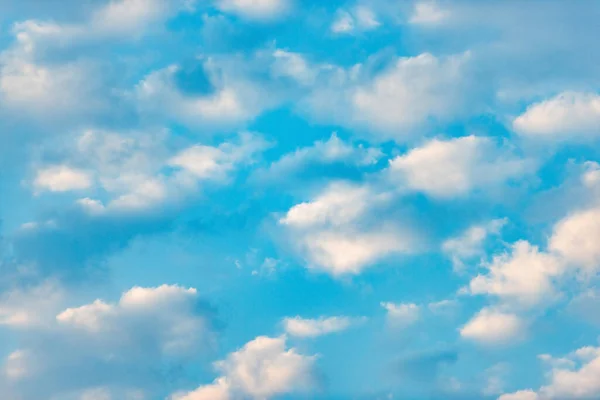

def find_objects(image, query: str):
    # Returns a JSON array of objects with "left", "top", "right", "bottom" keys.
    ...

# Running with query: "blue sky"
[{"left": 1, "top": 0, "right": 600, "bottom": 399}]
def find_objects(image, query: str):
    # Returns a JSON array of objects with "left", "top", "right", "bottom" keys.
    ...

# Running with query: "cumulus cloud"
[
  {"left": 252, "top": 133, "right": 382, "bottom": 184},
  {"left": 549, "top": 206, "right": 600, "bottom": 273},
  {"left": 331, "top": 5, "right": 380, "bottom": 34},
  {"left": 443, "top": 218, "right": 507, "bottom": 270},
  {"left": 172, "top": 336, "right": 317, "bottom": 399},
  {"left": 304, "top": 52, "right": 477, "bottom": 140},
  {"left": 1, "top": 284, "right": 217, "bottom": 399},
  {"left": 513, "top": 92, "right": 600, "bottom": 141},
  {"left": 465, "top": 241, "right": 563, "bottom": 307},
  {"left": 31, "top": 129, "right": 268, "bottom": 213},
  {"left": 135, "top": 64, "right": 271, "bottom": 130},
  {"left": 501, "top": 346, "right": 600, "bottom": 399},
  {"left": 215, "top": 0, "right": 290, "bottom": 21},
  {"left": 33, "top": 165, "right": 93, "bottom": 193},
  {"left": 0, "top": 281, "right": 64, "bottom": 328},
  {"left": 460, "top": 308, "right": 525, "bottom": 345},
  {"left": 282, "top": 316, "right": 365, "bottom": 338},
  {"left": 497, "top": 390, "right": 539, "bottom": 400},
  {"left": 381, "top": 302, "right": 420, "bottom": 328},
  {"left": 409, "top": 1, "right": 449, "bottom": 25},
  {"left": 0, "top": 0, "right": 192, "bottom": 118},
  {"left": 279, "top": 181, "right": 414, "bottom": 275},
  {"left": 389, "top": 136, "right": 532, "bottom": 198}
]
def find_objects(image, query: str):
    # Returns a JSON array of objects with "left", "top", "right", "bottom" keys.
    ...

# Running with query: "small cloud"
[
  {"left": 460, "top": 308, "right": 525, "bottom": 345},
  {"left": 283, "top": 316, "right": 366, "bottom": 338},
  {"left": 381, "top": 302, "right": 420, "bottom": 328}
]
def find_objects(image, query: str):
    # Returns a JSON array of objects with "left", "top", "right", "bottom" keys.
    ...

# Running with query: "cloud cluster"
[
  {"left": 171, "top": 335, "right": 317, "bottom": 400},
  {"left": 1, "top": 284, "right": 216, "bottom": 399},
  {"left": 279, "top": 181, "right": 413, "bottom": 276}
]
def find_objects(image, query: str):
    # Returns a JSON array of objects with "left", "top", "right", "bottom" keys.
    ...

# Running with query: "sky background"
[{"left": 1, "top": 1, "right": 600, "bottom": 399}]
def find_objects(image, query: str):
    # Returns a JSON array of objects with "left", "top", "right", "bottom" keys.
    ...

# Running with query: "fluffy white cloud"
[
  {"left": 549, "top": 206, "right": 600, "bottom": 273},
  {"left": 171, "top": 378, "right": 230, "bottom": 400},
  {"left": 304, "top": 53, "right": 477, "bottom": 140},
  {"left": 503, "top": 346, "right": 600, "bottom": 399},
  {"left": 0, "top": 0, "right": 193, "bottom": 117},
  {"left": 0, "top": 281, "right": 64, "bottom": 327},
  {"left": 271, "top": 49, "right": 317, "bottom": 86},
  {"left": 135, "top": 64, "right": 273, "bottom": 130},
  {"left": 169, "top": 132, "right": 269, "bottom": 181},
  {"left": 215, "top": 0, "right": 291, "bottom": 21},
  {"left": 56, "top": 285, "right": 213, "bottom": 355},
  {"left": 34, "top": 129, "right": 267, "bottom": 212},
  {"left": 389, "top": 136, "right": 532, "bottom": 198},
  {"left": 465, "top": 241, "right": 563, "bottom": 307},
  {"left": 279, "top": 181, "right": 414, "bottom": 275},
  {"left": 443, "top": 218, "right": 507, "bottom": 270},
  {"left": 280, "top": 182, "right": 385, "bottom": 228},
  {"left": 33, "top": 165, "right": 93, "bottom": 193},
  {"left": 173, "top": 336, "right": 317, "bottom": 399},
  {"left": 1, "top": 285, "right": 216, "bottom": 399},
  {"left": 253, "top": 133, "right": 382, "bottom": 184},
  {"left": 302, "top": 230, "right": 409, "bottom": 275},
  {"left": 3, "top": 350, "right": 31, "bottom": 381},
  {"left": 498, "top": 390, "right": 539, "bottom": 400},
  {"left": 283, "top": 316, "right": 364, "bottom": 338},
  {"left": 513, "top": 92, "right": 600, "bottom": 140},
  {"left": 409, "top": 1, "right": 449, "bottom": 25},
  {"left": 460, "top": 308, "right": 524, "bottom": 345},
  {"left": 331, "top": 5, "right": 380, "bottom": 34},
  {"left": 381, "top": 302, "right": 420, "bottom": 327}
]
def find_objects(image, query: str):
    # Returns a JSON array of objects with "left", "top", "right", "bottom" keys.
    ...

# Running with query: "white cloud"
[
  {"left": 169, "top": 132, "right": 269, "bottom": 181},
  {"left": 3, "top": 350, "right": 31, "bottom": 381},
  {"left": 34, "top": 129, "right": 267, "bottom": 212},
  {"left": 409, "top": 2, "right": 449, "bottom": 25},
  {"left": 283, "top": 316, "right": 364, "bottom": 338},
  {"left": 460, "top": 308, "right": 525, "bottom": 345},
  {"left": 135, "top": 64, "right": 271, "bottom": 130},
  {"left": 0, "top": 281, "right": 64, "bottom": 327},
  {"left": 503, "top": 346, "right": 600, "bottom": 399},
  {"left": 216, "top": 0, "right": 291, "bottom": 21},
  {"left": 0, "top": 0, "right": 193, "bottom": 117},
  {"left": 331, "top": 5, "right": 380, "bottom": 34},
  {"left": 271, "top": 50, "right": 317, "bottom": 86},
  {"left": 498, "top": 390, "right": 540, "bottom": 400},
  {"left": 389, "top": 136, "right": 532, "bottom": 198},
  {"left": 302, "top": 229, "right": 409, "bottom": 276},
  {"left": 33, "top": 165, "right": 92, "bottom": 193},
  {"left": 443, "top": 218, "right": 507, "bottom": 270},
  {"left": 304, "top": 53, "right": 476, "bottom": 140},
  {"left": 280, "top": 182, "right": 385, "bottom": 228},
  {"left": 0, "top": 56, "right": 98, "bottom": 118},
  {"left": 549, "top": 206, "right": 600, "bottom": 273},
  {"left": 173, "top": 336, "right": 317, "bottom": 399},
  {"left": 171, "top": 378, "right": 230, "bottom": 400},
  {"left": 56, "top": 284, "right": 211, "bottom": 355},
  {"left": 513, "top": 92, "right": 600, "bottom": 140},
  {"left": 465, "top": 241, "right": 563, "bottom": 307},
  {"left": 254, "top": 133, "right": 381, "bottom": 184},
  {"left": 381, "top": 302, "right": 420, "bottom": 327},
  {"left": 1, "top": 284, "right": 216, "bottom": 399},
  {"left": 279, "top": 181, "right": 413, "bottom": 275}
]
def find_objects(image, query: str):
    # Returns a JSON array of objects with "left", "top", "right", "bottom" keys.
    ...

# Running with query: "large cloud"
[
  {"left": 303, "top": 52, "right": 481, "bottom": 141},
  {"left": 500, "top": 346, "right": 600, "bottom": 399},
  {"left": 0, "top": 284, "right": 217, "bottom": 399},
  {"left": 278, "top": 181, "right": 416, "bottom": 276},
  {"left": 388, "top": 136, "right": 533, "bottom": 198},
  {"left": 513, "top": 92, "right": 600, "bottom": 141},
  {"left": 460, "top": 308, "right": 525, "bottom": 345},
  {"left": 171, "top": 335, "right": 317, "bottom": 399}
]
